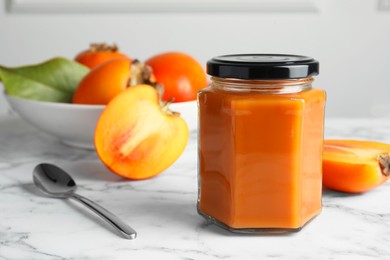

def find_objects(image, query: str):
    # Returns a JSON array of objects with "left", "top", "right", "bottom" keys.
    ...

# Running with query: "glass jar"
[{"left": 197, "top": 54, "right": 326, "bottom": 233}]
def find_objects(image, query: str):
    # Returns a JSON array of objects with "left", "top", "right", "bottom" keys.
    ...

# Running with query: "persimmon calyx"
[
  {"left": 89, "top": 43, "right": 119, "bottom": 52},
  {"left": 378, "top": 153, "right": 390, "bottom": 177},
  {"left": 128, "top": 60, "right": 180, "bottom": 116},
  {"left": 129, "top": 60, "right": 155, "bottom": 87}
]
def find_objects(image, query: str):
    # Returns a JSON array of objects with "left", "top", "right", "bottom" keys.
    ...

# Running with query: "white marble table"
[{"left": 1, "top": 115, "right": 390, "bottom": 260}]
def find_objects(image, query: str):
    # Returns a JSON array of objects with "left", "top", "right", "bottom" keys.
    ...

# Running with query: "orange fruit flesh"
[
  {"left": 323, "top": 140, "right": 390, "bottom": 193},
  {"left": 94, "top": 84, "right": 189, "bottom": 180}
]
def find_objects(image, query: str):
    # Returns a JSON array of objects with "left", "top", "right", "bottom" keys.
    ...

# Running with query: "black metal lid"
[{"left": 207, "top": 54, "right": 319, "bottom": 79}]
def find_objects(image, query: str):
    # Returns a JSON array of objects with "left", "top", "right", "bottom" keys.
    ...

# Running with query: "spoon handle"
[{"left": 70, "top": 193, "right": 137, "bottom": 239}]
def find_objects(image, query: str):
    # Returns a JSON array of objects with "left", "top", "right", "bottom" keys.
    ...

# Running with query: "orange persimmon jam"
[{"left": 197, "top": 54, "right": 326, "bottom": 232}]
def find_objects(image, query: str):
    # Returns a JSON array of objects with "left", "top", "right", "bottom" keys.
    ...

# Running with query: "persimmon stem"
[
  {"left": 378, "top": 153, "right": 390, "bottom": 177},
  {"left": 161, "top": 98, "right": 180, "bottom": 116}
]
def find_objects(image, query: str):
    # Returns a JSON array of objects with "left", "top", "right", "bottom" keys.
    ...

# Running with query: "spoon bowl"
[
  {"left": 33, "top": 163, "right": 76, "bottom": 198},
  {"left": 33, "top": 163, "right": 137, "bottom": 239}
]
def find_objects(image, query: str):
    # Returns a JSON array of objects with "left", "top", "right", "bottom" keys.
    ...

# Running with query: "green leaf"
[{"left": 0, "top": 57, "right": 89, "bottom": 103}]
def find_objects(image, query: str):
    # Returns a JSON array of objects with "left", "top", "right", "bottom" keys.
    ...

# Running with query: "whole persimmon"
[
  {"left": 72, "top": 58, "right": 153, "bottom": 105},
  {"left": 145, "top": 52, "right": 207, "bottom": 102},
  {"left": 323, "top": 139, "right": 390, "bottom": 193},
  {"left": 75, "top": 43, "right": 129, "bottom": 69},
  {"left": 95, "top": 84, "right": 189, "bottom": 180}
]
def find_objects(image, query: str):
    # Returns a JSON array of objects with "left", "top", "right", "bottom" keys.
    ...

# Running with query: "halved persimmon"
[
  {"left": 72, "top": 58, "right": 153, "bottom": 105},
  {"left": 75, "top": 43, "right": 129, "bottom": 69},
  {"left": 323, "top": 139, "right": 390, "bottom": 193},
  {"left": 94, "top": 84, "right": 189, "bottom": 180}
]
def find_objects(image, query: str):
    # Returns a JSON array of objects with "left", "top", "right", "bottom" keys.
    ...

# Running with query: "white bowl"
[
  {"left": 5, "top": 94, "right": 104, "bottom": 149},
  {"left": 5, "top": 94, "right": 197, "bottom": 150}
]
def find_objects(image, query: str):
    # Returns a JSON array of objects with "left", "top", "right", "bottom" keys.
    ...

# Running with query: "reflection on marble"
[{"left": 1, "top": 115, "right": 390, "bottom": 259}]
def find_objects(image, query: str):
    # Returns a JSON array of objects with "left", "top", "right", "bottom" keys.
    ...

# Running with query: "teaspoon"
[{"left": 33, "top": 163, "right": 137, "bottom": 239}]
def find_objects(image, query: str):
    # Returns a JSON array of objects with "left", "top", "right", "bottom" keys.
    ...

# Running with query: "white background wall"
[{"left": 1, "top": 0, "right": 390, "bottom": 118}]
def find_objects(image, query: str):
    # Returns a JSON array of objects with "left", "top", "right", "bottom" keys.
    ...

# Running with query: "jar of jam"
[{"left": 197, "top": 54, "right": 326, "bottom": 232}]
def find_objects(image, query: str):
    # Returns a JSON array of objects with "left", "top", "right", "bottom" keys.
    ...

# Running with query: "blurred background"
[{"left": 0, "top": 0, "right": 389, "bottom": 118}]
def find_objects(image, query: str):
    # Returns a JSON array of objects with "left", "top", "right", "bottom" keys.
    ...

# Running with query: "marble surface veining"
[{"left": 1, "top": 115, "right": 390, "bottom": 260}]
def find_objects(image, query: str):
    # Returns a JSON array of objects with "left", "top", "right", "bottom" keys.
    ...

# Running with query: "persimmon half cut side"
[
  {"left": 323, "top": 139, "right": 390, "bottom": 193},
  {"left": 94, "top": 84, "right": 189, "bottom": 180}
]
